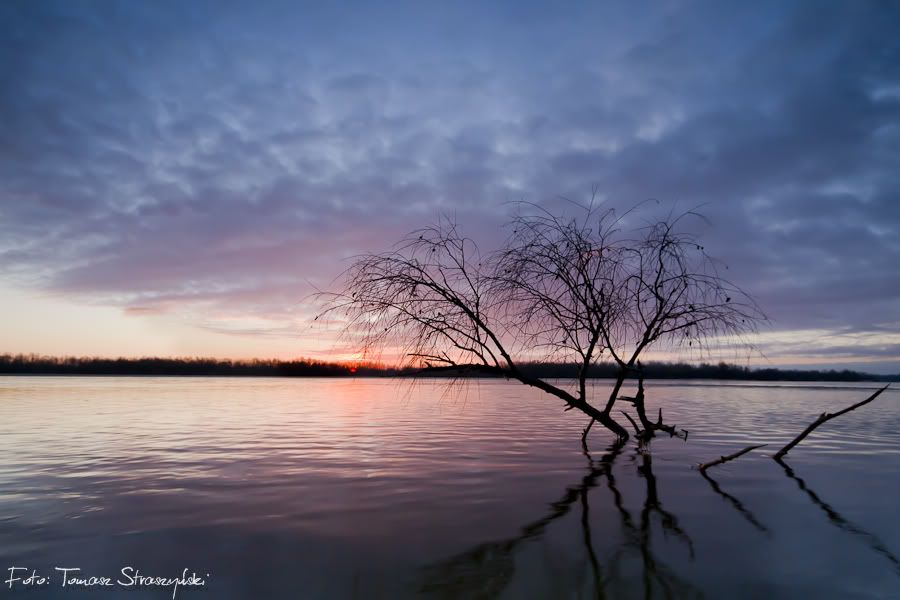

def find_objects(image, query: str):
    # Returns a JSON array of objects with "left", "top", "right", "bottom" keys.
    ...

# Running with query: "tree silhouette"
[{"left": 318, "top": 201, "right": 762, "bottom": 444}]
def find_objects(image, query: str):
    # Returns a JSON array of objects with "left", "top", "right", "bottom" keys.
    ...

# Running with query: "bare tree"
[{"left": 317, "top": 201, "right": 762, "bottom": 445}]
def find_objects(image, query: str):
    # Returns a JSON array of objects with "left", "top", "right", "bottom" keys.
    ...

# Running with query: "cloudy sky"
[{"left": 1, "top": 1, "right": 898, "bottom": 372}]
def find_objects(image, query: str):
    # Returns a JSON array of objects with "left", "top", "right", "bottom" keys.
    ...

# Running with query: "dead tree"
[
  {"left": 492, "top": 204, "right": 761, "bottom": 443},
  {"left": 317, "top": 202, "right": 762, "bottom": 445}
]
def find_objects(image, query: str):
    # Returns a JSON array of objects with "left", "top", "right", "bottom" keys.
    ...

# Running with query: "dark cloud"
[{"left": 0, "top": 0, "right": 898, "bottom": 368}]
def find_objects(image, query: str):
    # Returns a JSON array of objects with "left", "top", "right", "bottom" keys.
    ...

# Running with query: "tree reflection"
[
  {"left": 418, "top": 442, "right": 702, "bottom": 598},
  {"left": 698, "top": 469, "right": 769, "bottom": 534}
]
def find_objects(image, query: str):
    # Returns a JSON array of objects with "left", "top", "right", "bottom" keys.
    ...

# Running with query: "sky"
[{"left": 1, "top": 1, "right": 898, "bottom": 373}]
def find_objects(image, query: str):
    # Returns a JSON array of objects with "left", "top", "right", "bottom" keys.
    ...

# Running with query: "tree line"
[
  {"left": 0, "top": 353, "right": 894, "bottom": 381},
  {"left": 0, "top": 354, "right": 371, "bottom": 377}
]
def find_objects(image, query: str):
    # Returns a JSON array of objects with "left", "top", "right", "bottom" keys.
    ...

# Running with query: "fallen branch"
[
  {"left": 698, "top": 444, "right": 767, "bottom": 472},
  {"left": 773, "top": 384, "right": 890, "bottom": 461}
]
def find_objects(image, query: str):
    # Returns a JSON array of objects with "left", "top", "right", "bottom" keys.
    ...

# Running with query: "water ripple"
[{"left": 0, "top": 376, "right": 898, "bottom": 598}]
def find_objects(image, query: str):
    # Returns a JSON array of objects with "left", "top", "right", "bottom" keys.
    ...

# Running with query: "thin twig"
[{"left": 698, "top": 444, "right": 767, "bottom": 472}]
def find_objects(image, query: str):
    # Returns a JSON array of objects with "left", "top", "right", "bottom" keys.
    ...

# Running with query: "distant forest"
[{"left": 0, "top": 353, "right": 896, "bottom": 382}]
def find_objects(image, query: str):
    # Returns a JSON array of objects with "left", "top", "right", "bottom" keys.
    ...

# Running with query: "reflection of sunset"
[{"left": 2, "top": 376, "right": 899, "bottom": 598}]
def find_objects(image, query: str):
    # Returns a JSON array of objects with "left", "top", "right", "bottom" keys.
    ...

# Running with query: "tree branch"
[
  {"left": 698, "top": 444, "right": 767, "bottom": 472},
  {"left": 773, "top": 385, "right": 890, "bottom": 461}
]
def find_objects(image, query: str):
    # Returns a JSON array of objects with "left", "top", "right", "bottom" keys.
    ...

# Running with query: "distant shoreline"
[
  {"left": 0, "top": 375, "right": 896, "bottom": 389},
  {"left": 1, "top": 354, "right": 896, "bottom": 382}
]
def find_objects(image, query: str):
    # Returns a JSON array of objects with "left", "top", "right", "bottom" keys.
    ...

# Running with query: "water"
[{"left": 0, "top": 377, "right": 898, "bottom": 599}]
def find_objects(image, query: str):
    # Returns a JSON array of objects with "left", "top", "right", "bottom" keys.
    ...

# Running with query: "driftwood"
[
  {"left": 773, "top": 384, "right": 890, "bottom": 461},
  {"left": 696, "top": 384, "right": 891, "bottom": 469},
  {"left": 698, "top": 444, "right": 767, "bottom": 472}
]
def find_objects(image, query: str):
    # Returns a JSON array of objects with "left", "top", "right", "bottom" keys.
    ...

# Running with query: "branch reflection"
[
  {"left": 698, "top": 470, "right": 769, "bottom": 534},
  {"left": 776, "top": 458, "right": 900, "bottom": 576},
  {"left": 419, "top": 442, "right": 702, "bottom": 598}
]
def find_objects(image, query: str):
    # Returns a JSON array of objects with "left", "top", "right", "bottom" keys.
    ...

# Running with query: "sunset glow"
[{"left": 1, "top": 2, "right": 897, "bottom": 373}]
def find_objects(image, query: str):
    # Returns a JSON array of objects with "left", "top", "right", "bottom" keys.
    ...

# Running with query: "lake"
[{"left": 0, "top": 377, "right": 898, "bottom": 599}]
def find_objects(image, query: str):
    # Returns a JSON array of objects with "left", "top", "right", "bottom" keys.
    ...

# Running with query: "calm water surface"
[{"left": 0, "top": 377, "right": 898, "bottom": 599}]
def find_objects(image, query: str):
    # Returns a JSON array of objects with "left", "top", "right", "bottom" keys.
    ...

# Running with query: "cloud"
[{"left": 0, "top": 0, "right": 898, "bottom": 368}]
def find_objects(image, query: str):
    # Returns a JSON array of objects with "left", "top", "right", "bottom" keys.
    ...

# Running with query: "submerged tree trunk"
[
  {"left": 612, "top": 366, "right": 687, "bottom": 441},
  {"left": 582, "top": 366, "right": 694, "bottom": 446},
  {"left": 630, "top": 374, "right": 656, "bottom": 436},
  {"left": 422, "top": 363, "right": 631, "bottom": 442},
  {"left": 577, "top": 401, "right": 630, "bottom": 443}
]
